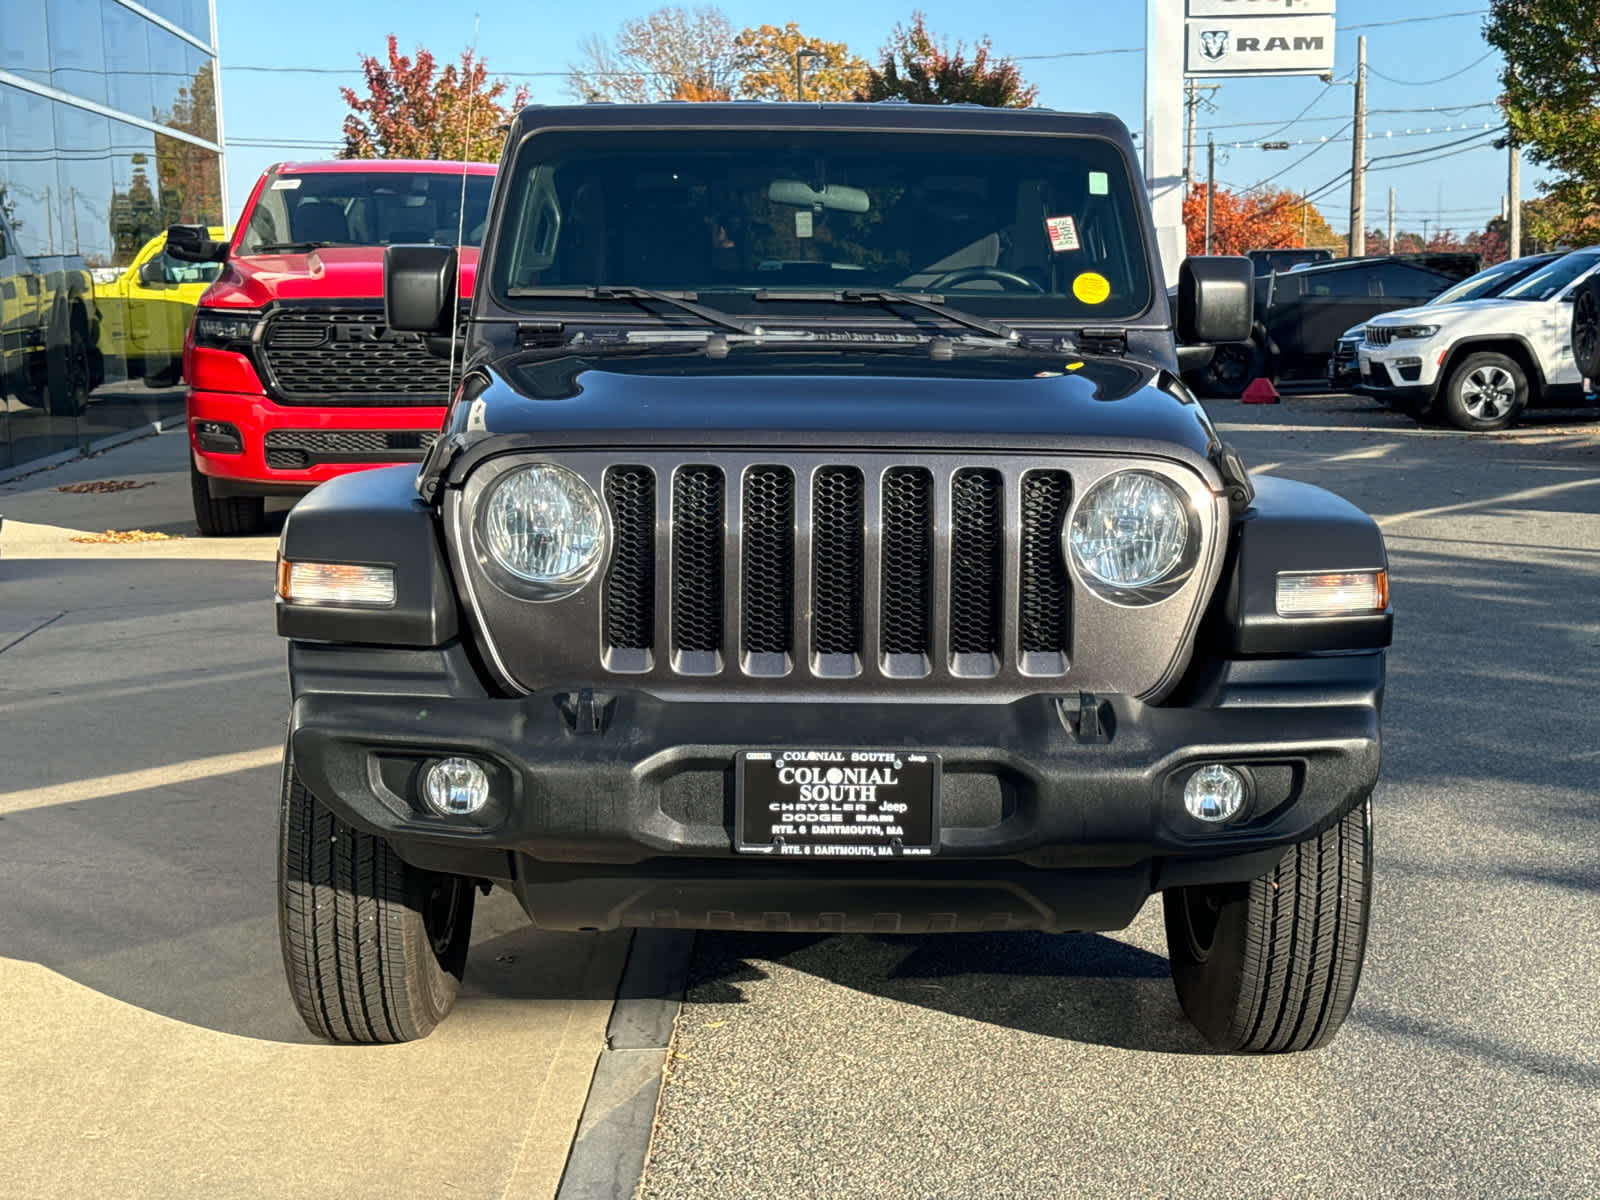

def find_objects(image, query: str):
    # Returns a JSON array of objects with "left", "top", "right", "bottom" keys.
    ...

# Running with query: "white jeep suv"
[{"left": 1359, "top": 246, "right": 1600, "bottom": 430}]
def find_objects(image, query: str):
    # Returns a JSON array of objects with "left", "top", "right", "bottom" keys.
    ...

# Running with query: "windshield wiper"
[
  {"left": 253, "top": 240, "right": 341, "bottom": 253},
  {"left": 752, "top": 288, "right": 1018, "bottom": 342},
  {"left": 505, "top": 285, "right": 762, "bottom": 335}
]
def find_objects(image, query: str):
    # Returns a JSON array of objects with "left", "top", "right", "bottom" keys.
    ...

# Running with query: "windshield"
[
  {"left": 493, "top": 130, "right": 1153, "bottom": 321},
  {"left": 238, "top": 170, "right": 494, "bottom": 255},
  {"left": 1429, "top": 255, "right": 1551, "bottom": 305},
  {"left": 1499, "top": 250, "right": 1600, "bottom": 302}
]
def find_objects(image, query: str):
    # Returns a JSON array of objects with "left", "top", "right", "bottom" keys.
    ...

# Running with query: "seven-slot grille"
[
  {"left": 1363, "top": 325, "right": 1393, "bottom": 347},
  {"left": 263, "top": 428, "right": 438, "bottom": 469},
  {"left": 600, "top": 461, "right": 1073, "bottom": 679},
  {"left": 260, "top": 308, "right": 452, "bottom": 402}
]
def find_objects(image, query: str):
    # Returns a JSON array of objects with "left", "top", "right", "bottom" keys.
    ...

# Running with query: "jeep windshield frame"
[{"left": 488, "top": 124, "right": 1155, "bottom": 326}]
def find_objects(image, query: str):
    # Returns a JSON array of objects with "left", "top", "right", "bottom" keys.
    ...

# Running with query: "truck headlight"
[
  {"left": 192, "top": 308, "right": 261, "bottom": 348},
  {"left": 1388, "top": 324, "right": 1439, "bottom": 340},
  {"left": 1067, "top": 471, "right": 1194, "bottom": 599},
  {"left": 478, "top": 463, "right": 605, "bottom": 597}
]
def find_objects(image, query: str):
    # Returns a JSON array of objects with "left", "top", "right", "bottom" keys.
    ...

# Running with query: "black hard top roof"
[{"left": 507, "top": 102, "right": 1135, "bottom": 146}]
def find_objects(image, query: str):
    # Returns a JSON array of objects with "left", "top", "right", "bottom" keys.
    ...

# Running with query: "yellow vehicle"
[{"left": 95, "top": 227, "right": 226, "bottom": 387}]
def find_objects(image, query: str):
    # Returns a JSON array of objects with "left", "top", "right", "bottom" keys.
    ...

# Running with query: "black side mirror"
[
  {"left": 137, "top": 259, "right": 166, "bottom": 286},
  {"left": 1176, "top": 255, "right": 1254, "bottom": 344},
  {"left": 384, "top": 244, "right": 458, "bottom": 334},
  {"left": 165, "top": 224, "right": 227, "bottom": 263}
]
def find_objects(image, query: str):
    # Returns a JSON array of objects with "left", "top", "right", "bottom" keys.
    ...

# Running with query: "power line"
[
  {"left": 1336, "top": 9, "right": 1487, "bottom": 30},
  {"left": 1250, "top": 123, "right": 1352, "bottom": 188},
  {"left": 1198, "top": 101, "right": 1500, "bottom": 133},
  {"left": 1368, "top": 49, "right": 1497, "bottom": 86}
]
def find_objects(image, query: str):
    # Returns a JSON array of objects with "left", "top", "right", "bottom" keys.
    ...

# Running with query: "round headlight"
[
  {"left": 1067, "top": 471, "right": 1191, "bottom": 591},
  {"left": 480, "top": 463, "right": 604, "bottom": 593}
]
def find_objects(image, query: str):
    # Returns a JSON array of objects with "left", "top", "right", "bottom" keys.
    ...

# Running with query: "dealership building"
[{"left": 1, "top": 0, "right": 225, "bottom": 473}]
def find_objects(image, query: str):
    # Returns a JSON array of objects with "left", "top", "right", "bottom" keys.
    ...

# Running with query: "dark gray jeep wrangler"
[{"left": 274, "top": 103, "right": 1391, "bottom": 1051}]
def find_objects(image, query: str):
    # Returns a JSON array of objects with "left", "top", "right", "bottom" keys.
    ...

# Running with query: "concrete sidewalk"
[{"left": 0, "top": 431, "right": 629, "bottom": 1200}]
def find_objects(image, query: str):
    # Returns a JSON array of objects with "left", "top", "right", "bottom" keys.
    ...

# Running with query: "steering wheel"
[{"left": 925, "top": 266, "right": 1046, "bottom": 294}]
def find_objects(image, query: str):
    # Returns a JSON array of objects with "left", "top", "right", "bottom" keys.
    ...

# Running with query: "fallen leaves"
[
  {"left": 69, "top": 530, "right": 183, "bottom": 544},
  {"left": 54, "top": 480, "right": 156, "bottom": 494}
]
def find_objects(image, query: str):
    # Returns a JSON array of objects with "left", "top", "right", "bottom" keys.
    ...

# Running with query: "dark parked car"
[
  {"left": 271, "top": 102, "right": 1391, "bottom": 1054},
  {"left": 1194, "top": 253, "right": 1479, "bottom": 395},
  {"left": 1247, "top": 247, "right": 1332, "bottom": 276}
]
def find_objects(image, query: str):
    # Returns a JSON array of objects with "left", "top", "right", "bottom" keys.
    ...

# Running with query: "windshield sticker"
[
  {"left": 1088, "top": 171, "right": 1110, "bottom": 196},
  {"left": 270, "top": 178, "right": 302, "bottom": 190},
  {"left": 794, "top": 210, "right": 814, "bottom": 239},
  {"left": 1073, "top": 272, "right": 1111, "bottom": 305},
  {"left": 1045, "top": 215, "right": 1080, "bottom": 253}
]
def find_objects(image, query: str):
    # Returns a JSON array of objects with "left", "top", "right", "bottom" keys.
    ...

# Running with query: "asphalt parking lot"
[
  {"left": 638, "top": 393, "right": 1600, "bottom": 1200},
  {"left": 2, "top": 393, "right": 1597, "bottom": 1199}
]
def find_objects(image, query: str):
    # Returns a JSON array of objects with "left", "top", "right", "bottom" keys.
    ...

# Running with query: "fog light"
[
  {"left": 193, "top": 419, "right": 243, "bottom": 453},
  {"left": 1184, "top": 764, "right": 1245, "bottom": 823},
  {"left": 424, "top": 757, "right": 490, "bottom": 816}
]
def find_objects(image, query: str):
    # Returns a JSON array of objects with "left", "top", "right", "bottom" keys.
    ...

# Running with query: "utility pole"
[
  {"left": 1205, "top": 136, "right": 1215, "bottom": 254},
  {"left": 1387, "top": 187, "right": 1396, "bottom": 255},
  {"left": 1184, "top": 79, "right": 1196, "bottom": 187},
  {"left": 1349, "top": 35, "right": 1367, "bottom": 257},
  {"left": 1302, "top": 197, "right": 1309, "bottom": 248},
  {"left": 1508, "top": 138, "right": 1522, "bottom": 260}
]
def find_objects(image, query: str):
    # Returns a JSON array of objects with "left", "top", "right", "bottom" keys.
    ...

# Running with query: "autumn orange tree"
[
  {"left": 340, "top": 36, "right": 530, "bottom": 162},
  {"left": 858, "top": 12, "right": 1037, "bottom": 107},
  {"left": 1183, "top": 185, "right": 1338, "bottom": 256},
  {"left": 735, "top": 23, "right": 870, "bottom": 101}
]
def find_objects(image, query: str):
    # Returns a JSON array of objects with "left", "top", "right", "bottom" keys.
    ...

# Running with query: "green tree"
[
  {"left": 341, "top": 35, "right": 530, "bottom": 162},
  {"left": 1484, "top": 3, "right": 1600, "bottom": 222},
  {"left": 857, "top": 12, "right": 1037, "bottom": 107},
  {"left": 569, "top": 7, "right": 742, "bottom": 103},
  {"left": 734, "top": 23, "right": 870, "bottom": 101}
]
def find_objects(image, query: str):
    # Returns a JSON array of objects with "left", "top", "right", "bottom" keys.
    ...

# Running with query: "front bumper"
[
  {"left": 288, "top": 644, "right": 1384, "bottom": 933},
  {"left": 188, "top": 388, "right": 446, "bottom": 496}
]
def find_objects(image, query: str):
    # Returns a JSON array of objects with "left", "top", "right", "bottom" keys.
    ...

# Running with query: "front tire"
[
  {"left": 190, "top": 459, "right": 266, "bottom": 536},
  {"left": 1442, "top": 351, "right": 1527, "bottom": 431},
  {"left": 1197, "top": 339, "right": 1264, "bottom": 398},
  {"left": 1164, "top": 798, "right": 1372, "bottom": 1053},
  {"left": 277, "top": 750, "right": 476, "bottom": 1043}
]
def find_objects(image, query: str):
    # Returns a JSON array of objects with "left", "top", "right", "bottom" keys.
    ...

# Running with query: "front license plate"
[{"left": 735, "top": 750, "right": 940, "bottom": 858}]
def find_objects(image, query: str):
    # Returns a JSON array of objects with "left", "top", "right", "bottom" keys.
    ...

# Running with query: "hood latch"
[{"left": 1077, "top": 328, "right": 1127, "bottom": 356}]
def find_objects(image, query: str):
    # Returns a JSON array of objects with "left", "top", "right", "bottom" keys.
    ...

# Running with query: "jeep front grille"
[
  {"left": 598, "top": 459, "right": 1071, "bottom": 680},
  {"left": 1363, "top": 325, "right": 1393, "bottom": 347},
  {"left": 260, "top": 308, "right": 451, "bottom": 403}
]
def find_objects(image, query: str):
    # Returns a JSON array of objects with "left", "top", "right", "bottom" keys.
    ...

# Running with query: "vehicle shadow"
[{"left": 681, "top": 926, "right": 1211, "bottom": 1054}]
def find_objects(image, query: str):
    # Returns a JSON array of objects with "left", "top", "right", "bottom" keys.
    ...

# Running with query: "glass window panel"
[
  {"left": 102, "top": 0, "right": 155, "bottom": 124},
  {"left": 137, "top": 0, "right": 213, "bottom": 44},
  {"left": 145, "top": 18, "right": 191, "bottom": 128},
  {"left": 45, "top": 0, "right": 108, "bottom": 106},
  {"left": 52, "top": 105, "right": 115, "bottom": 266},
  {"left": 108, "top": 122, "right": 161, "bottom": 267},
  {"left": 1, "top": 0, "right": 52, "bottom": 89},
  {"left": 152, "top": 135, "right": 221, "bottom": 225}
]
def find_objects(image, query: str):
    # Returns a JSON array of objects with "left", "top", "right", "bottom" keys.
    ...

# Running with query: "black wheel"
[
  {"left": 190, "top": 459, "right": 266, "bottom": 536},
  {"left": 45, "top": 310, "right": 91, "bottom": 417},
  {"left": 1197, "top": 339, "right": 1263, "bottom": 398},
  {"left": 1571, "top": 275, "right": 1600, "bottom": 381},
  {"left": 1441, "top": 351, "right": 1527, "bottom": 432},
  {"left": 1164, "top": 798, "right": 1372, "bottom": 1054},
  {"left": 278, "top": 748, "right": 476, "bottom": 1043}
]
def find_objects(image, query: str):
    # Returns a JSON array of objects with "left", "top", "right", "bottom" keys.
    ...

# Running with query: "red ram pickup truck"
[{"left": 167, "top": 159, "right": 494, "bottom": 534}]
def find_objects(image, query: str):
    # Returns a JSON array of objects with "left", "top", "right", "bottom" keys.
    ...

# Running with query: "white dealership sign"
[
  {"left": 1187, "top": 0, "right": 1335, "bottom": 15},
  {"left": 1184, "top": 14, "right": 1337, "bottom": 76}
]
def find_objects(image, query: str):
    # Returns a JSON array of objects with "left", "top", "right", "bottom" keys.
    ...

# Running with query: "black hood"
[{"left": 434, "top": 348, "right": 1222, "bottom": 486}]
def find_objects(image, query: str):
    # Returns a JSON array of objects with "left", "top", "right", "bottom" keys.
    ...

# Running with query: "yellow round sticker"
[{"left": 1073, "top": 272, "right": 1111, "bottom": 305}]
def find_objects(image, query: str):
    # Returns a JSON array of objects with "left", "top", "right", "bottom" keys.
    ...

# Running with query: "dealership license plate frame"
[{"left": 734, "top": 750, "right": 941, "bottom": 859}]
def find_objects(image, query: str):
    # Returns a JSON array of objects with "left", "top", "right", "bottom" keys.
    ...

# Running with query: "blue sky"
[{"left": 216, "top": 0, "right": 1533, "bottom": 240}]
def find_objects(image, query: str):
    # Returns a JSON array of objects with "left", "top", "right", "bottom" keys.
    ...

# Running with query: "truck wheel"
[
  {"left": 1441, "top": 351, "right": 1527, "bottom": 431},
  {"left": 45, "top": 312, "right": 91, "bottom": 417},
  {"left": 1198, "top": 339, "right": 1263, "bottom": 398},
  {"left": 278, "top": 749, "right": 476, "bottom": 1043},
  {"left": 1571, "top": 275, "right": 1600, "bottom": 381},
  {"left": 190, "top": 460, "right": 266, "bottom": 536},
  {"left": 1164, "top": 798, "right": 1372, "bottom": 1054}
]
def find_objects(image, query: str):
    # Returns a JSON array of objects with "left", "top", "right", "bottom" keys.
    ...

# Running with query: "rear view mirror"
[
  {"left": 165, "top": 224, "right": 227, "bottom": 263},
  {"left": 767, "top": 180, "right": 871, "bottom": 213},
  {"left": 1177, "top": 256, "right": 1254, "bottom": 344},
  {"left": 384, "top": 244, "right": 458, "bottom": 334}
]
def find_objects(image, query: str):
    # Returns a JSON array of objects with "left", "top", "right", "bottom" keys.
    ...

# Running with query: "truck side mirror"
[
  {"left": 138, "top": 259, "right": 166, "bottom": 286},
  {"left": 1176, "top": 256, "right": 1254, "bottom": 344},
  {"left": 385, "top": 244, "right": 458, "bottom": 334},
  {"left": 165, "top": 224, "right": 227, "bottom": 263}
]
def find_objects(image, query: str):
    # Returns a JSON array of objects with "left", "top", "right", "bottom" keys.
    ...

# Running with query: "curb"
[
  {"left": 0, "top": 416, "right": 179, "bottom": 485},
  {"left": 556, "top": 930, "right": 695, "bottom": 1200}
]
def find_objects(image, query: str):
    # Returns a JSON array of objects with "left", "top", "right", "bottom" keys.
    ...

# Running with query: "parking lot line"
[{"left": 0, "top": 745, "right": 281, "bottom": 815}]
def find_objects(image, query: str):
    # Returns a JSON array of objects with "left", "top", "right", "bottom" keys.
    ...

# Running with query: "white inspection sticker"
[
  {"left": 270, "top": 178, "right": 302, "bottom": 189},
  {"left": 795, "top": 210, "right": 814, "bottom": 238},
  {"left": 1045, "top": 215, "right": 1080, "bottom": 252}
]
